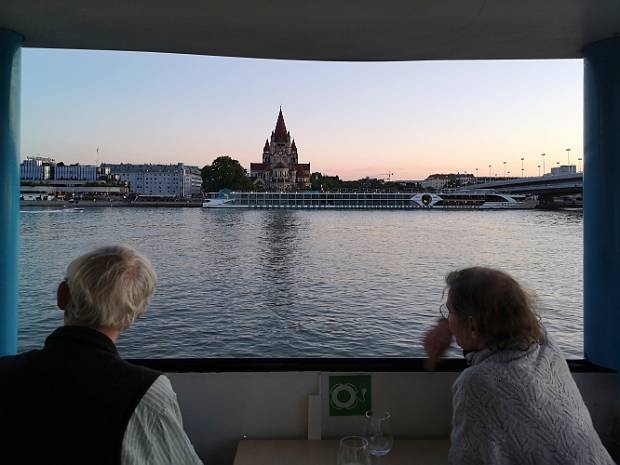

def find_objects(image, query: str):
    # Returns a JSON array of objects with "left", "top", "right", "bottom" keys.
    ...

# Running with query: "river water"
[{"left": 19, "top": 207, "right": 583, "bottom": 358}]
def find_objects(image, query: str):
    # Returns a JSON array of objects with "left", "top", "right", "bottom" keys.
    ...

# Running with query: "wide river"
[{"left": 19, "top": 207, "right": 583, "bottom": 358}]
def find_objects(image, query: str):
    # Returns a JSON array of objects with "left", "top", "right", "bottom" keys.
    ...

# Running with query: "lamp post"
[
  {"left": 503, "top": 161, "right": 507, "bottom": 177},
  {"left": 520, "top": 157, "right": 525, "bottom": 177},
  {"left": 538, "top": 164, "right": 541, "bottom": 176},
  {"left": 566, "top": 148, "right": 571, "bottom": 165},
  {"left": 578, "top": 157, "right": 583, "bottom": 172},
  {"left": 541, "top": 153, "right": 546, "bottom": 175},
  {"left": 488, "top": 164, "right": 492, "bottom": 177},
  {"left": 475, "top": 167, "right": 479, "bottom": 178}
]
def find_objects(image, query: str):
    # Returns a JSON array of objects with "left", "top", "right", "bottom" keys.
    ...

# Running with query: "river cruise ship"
[{"left": 202, "top": 191, "right": 537, "bottom": 209}]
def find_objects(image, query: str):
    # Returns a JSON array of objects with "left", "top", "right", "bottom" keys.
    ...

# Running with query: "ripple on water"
[{"left": 19, "top": 208, "right": 583, "bottom": 358}]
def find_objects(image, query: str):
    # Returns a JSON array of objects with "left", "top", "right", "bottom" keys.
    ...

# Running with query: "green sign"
[{"left": 329, "top": 375, "right": 371, "bottom": 416}]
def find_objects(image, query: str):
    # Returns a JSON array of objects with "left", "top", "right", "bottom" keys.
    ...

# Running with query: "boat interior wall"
[
  {"left": 1, "top": 1, "right": 620, "bottom": 60},
  {"left": 167, "top": 370, "right": 619, "bottom": 465},
  {"left": 583, "top": 37, "right": 620, "bottom": 371},
  {"left": 0, "top": 29, "right": 20, "bottom": 356}
]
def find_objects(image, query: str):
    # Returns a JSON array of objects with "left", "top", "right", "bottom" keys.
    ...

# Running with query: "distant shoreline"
[{"left": 20, "top": 200, "right": 203, "bottom": 208}]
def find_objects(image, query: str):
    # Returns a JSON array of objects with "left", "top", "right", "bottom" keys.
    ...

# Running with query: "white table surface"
[{"left": 233, "top": 439, "right": 450, "bottom": 465}]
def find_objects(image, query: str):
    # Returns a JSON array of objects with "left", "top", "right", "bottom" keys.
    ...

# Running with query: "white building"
[
  {"left": 54, "top": 164, "right": 110, "bottom": 181},
  {"left": 20, "top": 180, "right": 127, "bottom": 200},
  {"left": 421, "top": 173, "right": 475, "bottom": 190},
  {"left": 103, "top": 163, "right": 203, "bottom": 199},
  {"left": 546, "top": 165, "right": 577, "bottom": 176},
  {"left": 20, "top": 157, "right": 54, "bottom": 180}
]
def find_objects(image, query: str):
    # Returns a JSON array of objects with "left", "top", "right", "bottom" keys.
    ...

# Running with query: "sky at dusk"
[{"left": 22, "top": 49, "right": 583, "bottom": 180}]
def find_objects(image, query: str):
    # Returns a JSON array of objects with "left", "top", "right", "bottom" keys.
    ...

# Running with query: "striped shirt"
[{"left": 121, "top": 375, "right": 204, "bottom": 465}]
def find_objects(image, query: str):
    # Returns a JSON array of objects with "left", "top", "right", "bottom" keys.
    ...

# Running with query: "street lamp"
[
  {"left": 520, "top": 157, "right": 525, "bottom": 177},
  {"left": 537, "top": 164, "right": 541, "bottom": 176},
  {"left": 566, "top": 148, "right": 571, "bottom": 165},
  {"left": 541, "top": 153, "right": 546, "bottom": 175},
  {"left": 503, "top": 161, "right": 507, "bottom": 177},
  {"left": 488, "top": 164, "right": 492, "bottom": 177},
  {"left": 475, "top": 167, "right": 479, "bottom": 178},
  {"left": 578, "top": 157, "right": 583, "bottom": 172}
]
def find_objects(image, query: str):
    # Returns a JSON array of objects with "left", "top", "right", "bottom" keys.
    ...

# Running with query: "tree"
[
  {"left": 310, "top": 172, "right": 343, "bottom": 191},
  {"left": 201, "top": 156, "right": 254, "bottom": 192}
]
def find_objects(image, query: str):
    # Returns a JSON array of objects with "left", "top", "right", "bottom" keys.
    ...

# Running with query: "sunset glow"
[{"left": 22, "top": 49, "right": 583, "bottom": 180}]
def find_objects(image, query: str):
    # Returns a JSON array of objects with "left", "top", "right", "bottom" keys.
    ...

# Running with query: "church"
[{"left": 250, "top": 109, "right": 311, "bottom": 190}]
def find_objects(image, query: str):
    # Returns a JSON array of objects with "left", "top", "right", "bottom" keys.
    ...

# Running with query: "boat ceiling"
[{"left": 1, "top": 0, "right": 619, "bottom": 61}]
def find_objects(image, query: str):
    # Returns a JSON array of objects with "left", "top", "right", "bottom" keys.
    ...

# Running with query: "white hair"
[{"left": 63, "top": 245, "right": 157, "bottom": 330}]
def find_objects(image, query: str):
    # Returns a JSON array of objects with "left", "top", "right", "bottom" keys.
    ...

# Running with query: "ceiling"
[{"left": 1, "top": 0, "right": 619, "bottom": 61}]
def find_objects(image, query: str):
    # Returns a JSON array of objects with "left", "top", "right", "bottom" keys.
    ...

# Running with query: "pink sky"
[{"left": 22, "top": 50, "right": 583, "bottom": 180}]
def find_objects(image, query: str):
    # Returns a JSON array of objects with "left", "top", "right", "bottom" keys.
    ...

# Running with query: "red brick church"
[{"left": 250, "top": 109, "right": 311, "bottom": 190}]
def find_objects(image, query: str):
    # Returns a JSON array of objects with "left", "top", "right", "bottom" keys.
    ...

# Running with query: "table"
[{"left": 233, "top": 439, "right": 450, "bottom": 465}]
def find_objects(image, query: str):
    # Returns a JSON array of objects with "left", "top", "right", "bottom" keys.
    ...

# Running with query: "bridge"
[{"left": 460, "top": 173, "right": 583, "bottom": 197}]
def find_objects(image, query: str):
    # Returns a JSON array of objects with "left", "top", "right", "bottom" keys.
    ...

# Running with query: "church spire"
[
  {"left": 274, "top": 108, "right": 288, "bottom": 141},
  {"left": 263, "top": 139, "right": 270, "bottom": 151}
]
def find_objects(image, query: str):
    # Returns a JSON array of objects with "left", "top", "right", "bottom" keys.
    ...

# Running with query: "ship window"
[{"left": 18, "top": 49, "right": 583, "bottom": 360}]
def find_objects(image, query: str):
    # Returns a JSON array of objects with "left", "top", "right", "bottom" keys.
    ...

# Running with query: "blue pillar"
[
  {"left": 584, "top": 37, "right": 620, "bottom": 369},
  {"left": 0, "top": 30, "right": 21, "bottom": 356}
]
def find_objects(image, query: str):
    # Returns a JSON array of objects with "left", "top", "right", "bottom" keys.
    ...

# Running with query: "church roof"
[
  {"left": 296, "top": 163, "right": 310, "bottom": 173},
  {"left": 250, "top": 163, "right": 269, "bottom": 171},
  {"left": 263, "top": 139, "right": 270, "bottom": 151},
  {"left": 274, "top": 109, "right": 288, "bottom": 141}
]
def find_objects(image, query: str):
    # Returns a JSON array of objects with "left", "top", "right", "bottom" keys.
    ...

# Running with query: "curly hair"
[{"left": 445, "top": 267, "right": 544, "bottom": 350}]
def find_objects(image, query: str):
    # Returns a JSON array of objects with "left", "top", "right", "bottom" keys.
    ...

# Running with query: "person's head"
[
  {"left": 444, "top": 266, "right": 543, "bottom": 351},
  {"left": 57, "top": 245, "right": 157, "bottom": 332}
]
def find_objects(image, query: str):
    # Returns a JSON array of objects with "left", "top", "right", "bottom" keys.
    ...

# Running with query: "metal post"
[
  {"left": 584, "top": 37, "right": 620, "bottom": 369},
  {"left": 0, "top": 29, "right": 21, "bottom": 356}
]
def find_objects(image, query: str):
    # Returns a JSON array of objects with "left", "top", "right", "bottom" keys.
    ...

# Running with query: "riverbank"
[{"left": 20, "top": 200, "right": 203, "bottom": 208}]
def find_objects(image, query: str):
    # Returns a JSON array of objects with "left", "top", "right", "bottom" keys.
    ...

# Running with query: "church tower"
[
  {"left": 250, "top": 108, "right": 311, "bottom": 190},
  {"left": 266, "top": 108, "right": 293, "bottom": 166}
]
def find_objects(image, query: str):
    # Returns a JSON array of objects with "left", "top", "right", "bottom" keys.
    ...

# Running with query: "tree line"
[{"left": 201, "top": 156, "right": 422, "bottom": 192}]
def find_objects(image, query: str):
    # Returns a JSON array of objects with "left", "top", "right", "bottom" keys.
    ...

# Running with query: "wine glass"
[
  {"left": 337, "top": 436, "right": 371, "bottom": 465},
  {"left": 363, "top": 410, "right": 394, "bottom": 457}
]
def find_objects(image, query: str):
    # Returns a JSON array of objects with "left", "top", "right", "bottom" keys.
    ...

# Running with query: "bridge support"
[
  {"left": 584, "top": 37, "right": 620, "bottom": 370},
  {"left": 0, "top": 30, "right": 21, "bottom": 356}
]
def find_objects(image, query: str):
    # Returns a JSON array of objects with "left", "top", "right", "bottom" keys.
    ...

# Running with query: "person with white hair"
[{"left": 0, "top": 245, "right": 204, "bottom": 465}]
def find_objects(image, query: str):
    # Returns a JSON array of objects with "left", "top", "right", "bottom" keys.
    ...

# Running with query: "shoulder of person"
[
  {"left": 453, "top": 364, "right": 496, "bottom": 395},
  {"left": 0, "top": 350, "right": 42, "bottom": 375},
  {"left": 137, "top": 375, "right": 179, "bottom": 415}
]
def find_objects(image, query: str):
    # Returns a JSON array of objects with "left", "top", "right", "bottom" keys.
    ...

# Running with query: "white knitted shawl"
[{"left": 449, "top": 333, "right": 616, "bottom": 465}]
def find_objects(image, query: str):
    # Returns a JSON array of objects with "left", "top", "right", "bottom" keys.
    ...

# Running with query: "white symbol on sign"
[{"left": 331, "top": 383, "right": 358, "bottom": 410}]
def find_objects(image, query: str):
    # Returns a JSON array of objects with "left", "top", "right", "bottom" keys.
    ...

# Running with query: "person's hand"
[{"left": 424, "top": 318, "right": 452, "bottom": 371}]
